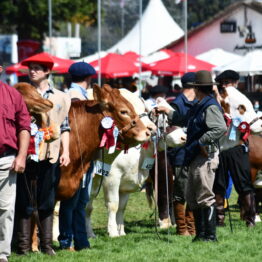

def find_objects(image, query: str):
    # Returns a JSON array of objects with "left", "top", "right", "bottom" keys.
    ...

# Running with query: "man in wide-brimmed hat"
[
  {"left": 15, "top": 52, "right": 71, "bottom": 256},
  {"left": 214, "top": 69, "right": 259, "bottom": 227},
  {"left": 156, "top": 70, "right": 227, "bottom": 242}
]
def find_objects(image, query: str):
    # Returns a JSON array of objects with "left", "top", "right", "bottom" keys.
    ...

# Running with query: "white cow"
[{"left": 86, "top": 90, "right": 186, "bottom": 237}]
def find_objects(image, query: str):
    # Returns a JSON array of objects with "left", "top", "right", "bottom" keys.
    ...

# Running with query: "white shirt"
[
  {"left": 226, "top": 85, "right": 262, "bottom": 133},
  {"left": 226, "top": 85, "right": 256, "bottom": 119}
]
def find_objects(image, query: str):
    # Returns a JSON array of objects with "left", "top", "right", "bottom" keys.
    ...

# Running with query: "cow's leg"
[
  {"left": 103, "top": 179, "right": 121, "bottom": 237},
  {"left": 86, "top": 199, "right": 96, "bottom": 238},
  {"left": 31, "top": 217, "right": 39, "bottom": 252},
  {"left": 53, "top": 202, "right": 60, "bottom": 242},
  {"left": 86, "top": 174, "right": 101, "bottom": 238},
  {"left": 116, "top": 193, "right": 129, "bottom": 236}
]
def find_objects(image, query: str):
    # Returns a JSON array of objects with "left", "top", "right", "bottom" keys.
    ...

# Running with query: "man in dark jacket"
[
  {"left": 168, "top": 72, "right": 197, "bottom": 236},
  {"left": 157, "top": 71, "right": 227, "bottom": 242}
]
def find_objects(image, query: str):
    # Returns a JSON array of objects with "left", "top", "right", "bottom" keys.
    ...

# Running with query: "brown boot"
[
  {"left": 39, "top": 212, "right": 55, "bottom": 256},
  {"left": 185, "top": 205, "right": 195, "bottom": 235},
  {"left": 16, "top": 215, "right": 32, "bottom": 255},
  {"left": 215, "top": 194, "right": 225, "bottom": 226},
  {"left": 240, "top": 192, "right": 256, "bottom": 227},
  {"left": 173, "top": 202, "right": 190, "bottom": 236}
]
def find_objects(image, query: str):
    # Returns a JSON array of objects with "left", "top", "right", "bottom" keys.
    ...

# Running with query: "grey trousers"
[
  {"left": 0, "top": 155, "right": 16, "bottom": 260},
  {"left": 186, "top": 152, "right": 219, "bottom": 210}
]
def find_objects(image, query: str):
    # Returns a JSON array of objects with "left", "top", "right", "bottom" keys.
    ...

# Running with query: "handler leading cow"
[{"left": 156, "top": 70, "right": 227, "bottom": 242}]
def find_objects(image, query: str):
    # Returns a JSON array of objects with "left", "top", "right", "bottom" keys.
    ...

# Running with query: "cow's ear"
[{"left": 93, "top": 84, "right": 110, "bottom": 105}]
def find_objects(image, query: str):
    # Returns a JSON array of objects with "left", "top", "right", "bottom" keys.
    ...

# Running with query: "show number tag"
[
  {"left": 94, "top": 161, "right": 111, "bottom": 177},
  {"left": 141, "top": 157, "right": 155, "bottom": 170},
  {"left": 101, "top": 117, "right": 114, "bottom": 129}
]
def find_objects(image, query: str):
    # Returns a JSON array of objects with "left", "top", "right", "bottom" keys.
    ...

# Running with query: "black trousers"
[
  {"left": 16, "top": 159, "right": 60, "bottom": 217},
  {"left": 173, "top": 166, "right": 189, "bottom": 203},
  {"left": 214, "top": 145, "right": 254, "bottom": 196}
]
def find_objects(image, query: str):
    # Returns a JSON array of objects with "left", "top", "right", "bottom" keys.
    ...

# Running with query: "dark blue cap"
[
  {"left": 215, "top": 70, "right": 239, "bottom": 82},
  {"left": 149, "top": 85, "right": 168, "bottom": 95},
  {"left": 181, "top": 72, "right": 196, "bottom": 88},
  {"left": 68, "top": 62, "right": 96, "bottom": 77}
]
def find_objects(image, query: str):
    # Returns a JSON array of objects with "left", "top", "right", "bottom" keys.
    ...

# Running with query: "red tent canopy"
[
  {"left": 122, "top": 51, "right": 148, "bottom": 69},
  {"left": 5, "top": 52, "right": 74, "bottom": 75},
  {"left": 90, "top": 53, "right": 139, "bottom": 78},
  {"left": 144, "top": 52, "right": 215, "bottom": 76}
]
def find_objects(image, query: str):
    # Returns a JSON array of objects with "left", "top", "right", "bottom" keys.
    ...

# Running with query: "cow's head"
[
  {"left": 14, "top": 82, "right": 53, "bottom": 128},
  {"left": 93, "top": 84, "right": 152, "bottom": 144},
  {"left": 118, "top": 88, "right": 157, "bottom": 135}
]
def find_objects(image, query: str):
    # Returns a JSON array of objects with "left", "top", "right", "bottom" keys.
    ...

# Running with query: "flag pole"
[
  {"left": 97, "top": 0, "right": 101, "bottom": 86},
  {"left": 184, "top": 0, "right": 188, "bottom": 72},
  {"left": 138, "top": 0, "right": 143, "bottom": 97},
  {"left": 48, "top": 0, "right": 52, "bottom": 54}
]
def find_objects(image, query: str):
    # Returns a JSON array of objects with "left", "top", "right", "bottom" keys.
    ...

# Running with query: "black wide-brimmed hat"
[
  {"left": 187, "top": 70, "right": 218, "bottom": 87},
  {"left": 215, "top": 70, "right": 240, "bottom": 83},
  {"left": 149, "top": 85, "right": 169, "bottom": 95}
]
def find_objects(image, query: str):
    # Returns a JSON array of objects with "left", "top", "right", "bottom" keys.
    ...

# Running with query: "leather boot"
[
  {"left": 39, "top": 212, "right": 55, "bottom": 256},
  {"left": 203, "top": 204, "right": 217, "bottom": 242},
  {"left": 192, "top": 209, "right": 205, "bottom": 242},
  {"left": 215, "top": 194, "right": 225, "bottom": 227},
  {"left": 173, "top": 202, "right": 190, "bottom": 236},
  {"left": 240, "top": 192, "right": 256, "bottom": 227},
  {"left": 16, "top": 215, "right": 32, "bottom": 255},
  {"left": 185, "top": 205, "right": 195, "bottom": 235}
]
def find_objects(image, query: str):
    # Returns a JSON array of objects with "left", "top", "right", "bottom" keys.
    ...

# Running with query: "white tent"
[
  {"left": 107, "top": 0, "right": 184, "bottom": 56},
  {"left": 213, "top": 50, "right": 262, "bottom": 75},
  {"left": 76, "top": 51, "right": 108, "bottom": 63},
  {"left": 196, "top": 48, "right": 242, "bottom": 67},
  {"left": 142, "top": 49, "right": 174, "bottom": 64}
]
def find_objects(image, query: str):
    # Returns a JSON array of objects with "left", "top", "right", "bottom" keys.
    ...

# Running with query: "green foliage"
[
  {"left": 9, "top": 190, "right": 262, "bottom": 262},
  {"left": 0, "top": 0, "right": 97, "bottom": 41}
]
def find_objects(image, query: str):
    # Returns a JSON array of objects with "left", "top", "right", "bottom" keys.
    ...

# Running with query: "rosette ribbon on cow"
[
  {"left": 238, "top": 121, "right": 251, "bottom": 142},
  {"left": 99, "top": 116, "right": 120, "bottom": 154}
]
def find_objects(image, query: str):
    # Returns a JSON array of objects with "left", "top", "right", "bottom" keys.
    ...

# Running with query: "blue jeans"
[{"left": 58, "top": 162, "right": 93, "bottom": 250}]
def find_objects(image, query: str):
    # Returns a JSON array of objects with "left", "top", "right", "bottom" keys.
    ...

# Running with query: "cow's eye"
[{"left": 120, "top": 110, "right": 128, "bottom": 115}]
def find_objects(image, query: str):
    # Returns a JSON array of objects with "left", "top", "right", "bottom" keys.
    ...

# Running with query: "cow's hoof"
[
  {"left": 119, "top": 231, "right": 126, "bottom": 236},
  {"left": 109, "top": 232, "right": 120, "bottom": 238},
  {"left": 159, "top": 218, "right": 173, "bottom": 229},
  {"left": 87, "top": 232, "right": 97, "bottom": 238},
  {"left": 31, "top": 246, "right": 39, "bottom": 252}
]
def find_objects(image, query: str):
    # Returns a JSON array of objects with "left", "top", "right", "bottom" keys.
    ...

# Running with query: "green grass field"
[{"left": 10, "top": 190, "right": 262, "bottom": 262}]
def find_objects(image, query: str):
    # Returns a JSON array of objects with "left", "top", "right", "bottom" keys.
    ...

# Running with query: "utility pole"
[
  {"left": 184, "top": 0, "right": 188, "bottom": 72},
  {"left": 138, "top": 0, "right": 143, "bottom": 96},
  {"left": 98, "top": 0, "right": 102, "bottom": 86},
  {"left": 48, "top": 0, "right": 52, "bottom": 54}
]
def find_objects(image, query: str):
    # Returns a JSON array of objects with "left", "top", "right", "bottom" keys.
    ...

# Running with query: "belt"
[{"left": 0, "top": 149, "right": 16, "bottom": 158}]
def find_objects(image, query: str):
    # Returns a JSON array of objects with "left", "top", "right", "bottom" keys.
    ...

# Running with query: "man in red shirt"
[{"left": 0, "top": 63, "right": 31, "bottom": 262}]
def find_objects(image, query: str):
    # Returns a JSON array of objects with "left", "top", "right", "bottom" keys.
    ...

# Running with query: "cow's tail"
[{"left": 144, "top": 176, "right": 154, "bottom": 208}]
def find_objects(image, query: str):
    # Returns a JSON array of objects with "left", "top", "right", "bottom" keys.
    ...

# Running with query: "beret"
[
  {"left": 215, "top": 70, "right": 240, "bottom": 82},
  {"left": 21, "top": 52, "right": 54, "bottom": 70},
  {"left": 69, "top": 62, "right": 96, "bottom": 77},
  {"left": 149, "top": 85, "right": 168, "bottom": 95},
  {"left": 181, "top": 72, "right": 196, "bottom": 87}
]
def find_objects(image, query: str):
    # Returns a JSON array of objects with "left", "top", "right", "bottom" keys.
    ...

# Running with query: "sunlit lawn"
[{"left": 10, "top": 189, "right": 262, "bottom": 262}]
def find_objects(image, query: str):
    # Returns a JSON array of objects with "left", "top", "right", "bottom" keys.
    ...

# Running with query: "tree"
[{"left": 0, "top": 0, "right": 97, "bottom": 41}]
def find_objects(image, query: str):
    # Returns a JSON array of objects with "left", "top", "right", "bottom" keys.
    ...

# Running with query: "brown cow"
[
  {"left": 18, "top": 83, "right": 153, "bottom": 251},
  {"left": 13, "top": 82, "right": 53, "bottom": 128},
  {"left": 56, "top": 84, "right": 153, "bottom": 200}
]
